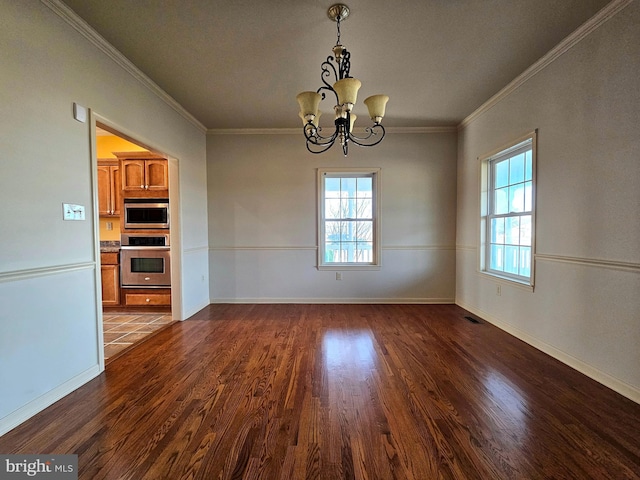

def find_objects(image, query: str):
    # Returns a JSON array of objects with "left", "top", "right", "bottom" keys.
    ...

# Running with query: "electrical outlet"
[
  {"left": 336, "top": 272, "right": 342, "bottom": 281},
  {"left": 496, "top": 284, "right": 501, "bottom": 296},
  {"left": 106, "top": 222, "right": 113, "bottom": 231}
]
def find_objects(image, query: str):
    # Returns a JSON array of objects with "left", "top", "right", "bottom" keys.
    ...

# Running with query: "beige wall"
[
  {"left": 455, "top": 1, "right": 640, "bottom": 401},
  {"left": 0, "top": 0, "right": 209, "bottom": 435},
  {"left": 207, "top": 131, "right": 458, "bottom": 302}
]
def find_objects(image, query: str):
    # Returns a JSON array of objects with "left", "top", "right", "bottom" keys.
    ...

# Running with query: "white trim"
[
  {"left": 210, "top": 246, "right": 317, "bottom": 251},
  {"left": 41, "top": 0, "right": 207, "bottom": 134},
  {"left": 0, "top": 262, "right": 95, "bottom": 283},
  {"left": 535, "top": 253, "right": 640, "bottom": 273},
  {"left": 209, "top": 245, "right": 455, "bottom": 251},
  {"left": 0, "top": 365, "right": 101, "bottom": 437},
  {"left": 317, "top": 168, "right": 382, "bottom": 268},
  {"left": 456, "top": 244, "right": 477, "bottom": 252},
  {"left": 455, "top": 300, "right": 640, "bottom": 404},
  {"left": 458, "top": 0, "right": 634, "bottom": 129},
  {"left": 89, "top": 111, "right": 106, "bottom": 373},
  {"left": 183, "top": 245, "right": 210, "bottom": 255},
  {"left": 206, "top": 126, "right": 457, "bottom": 136},
  {"left": 478, "top": 131, "right": 537, "bottom": 287},
  {"left": 210, "top": 297, "right": 455, "bottom": 305},
  {"left": 383, "top": 245, "right": 456, "bottom": 251}
]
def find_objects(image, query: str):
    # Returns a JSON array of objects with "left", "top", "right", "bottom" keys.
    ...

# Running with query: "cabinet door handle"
[
  {"left": 145, "top": 298, "right": 150, "bottom": 303},
  {"left": 144, "top": 277, "right": 151, "bottom": 281}
]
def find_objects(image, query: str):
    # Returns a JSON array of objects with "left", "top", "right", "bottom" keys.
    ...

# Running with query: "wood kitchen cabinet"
[
  {"left": 123, "top": 288, "right": 171, "bottom": 312},
  {"left": 115, "top": 152, "right": 168, "bottom": 194},
  {"left": 97, "top": 160, "right": 121, "bottom": 216},
  {"left": 100, "top": 252, "right": 120, "bottom": 306}
]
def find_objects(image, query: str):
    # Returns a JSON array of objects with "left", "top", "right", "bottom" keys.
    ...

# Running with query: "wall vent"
[{"left": 464, "top": 316, "right": 481, "bottom": 324}]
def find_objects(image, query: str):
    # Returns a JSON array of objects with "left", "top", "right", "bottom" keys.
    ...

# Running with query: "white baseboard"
[
  {"left": 456, "top": 300, "right": 640, "bottom": 404},
  {"left": 0, "top": 364, "right": 102, "bottom": 437},
  {"left": 208, "top": 297, "right": 456, "bottom": 304}
]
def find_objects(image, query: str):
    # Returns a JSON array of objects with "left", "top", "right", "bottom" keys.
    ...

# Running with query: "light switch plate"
[
  {"left": 63, "top": 203, "right": 85, "bottom": 221},
  {"left": 73, "top": 103, "right": 87, "bottom": 123}
]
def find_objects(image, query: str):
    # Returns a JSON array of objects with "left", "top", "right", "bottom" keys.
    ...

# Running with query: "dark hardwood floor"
[{"left": 2, "top": 304, "right": 639, "bottom": 479}]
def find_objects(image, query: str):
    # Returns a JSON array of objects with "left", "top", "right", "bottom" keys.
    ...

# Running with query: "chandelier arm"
[
  {"left": 306, "top": 140, "right": 338, "bottom": 155},
  {"left": 319, "top": 58, "right": 340, "bottom": 104},
  {"left": 346, "top": 124, "right": 386, "bottom": 147},
  {"left": 303, "top": 124, "right": 340, "bottom": 147}
]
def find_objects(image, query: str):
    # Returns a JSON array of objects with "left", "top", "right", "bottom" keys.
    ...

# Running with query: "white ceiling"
[{"left": 62, "top": 0, "right": 610, "bottom": 130}]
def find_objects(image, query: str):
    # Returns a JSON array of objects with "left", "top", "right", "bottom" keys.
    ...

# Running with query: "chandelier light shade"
[{"left": 296, "top": 3, "right": 389, "bottom": 156}]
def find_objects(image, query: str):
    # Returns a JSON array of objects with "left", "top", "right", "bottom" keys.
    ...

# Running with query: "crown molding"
[
  {"left": 207, "top": 126, "right": 457, "bottom": 135},
  {"left": 41, "top": 0, "right": 207, "bottom": 134},
  {"left": 458, "top": 0, "right": 634, "bottom": 130}
]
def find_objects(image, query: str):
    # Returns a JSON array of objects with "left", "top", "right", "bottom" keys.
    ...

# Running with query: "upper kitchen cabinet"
[
  {"left": 97, "top": 159, "right": 121, "bottom": 216},
  {"left": 114, "top": 152, "right": 169, "bottom": 197}
]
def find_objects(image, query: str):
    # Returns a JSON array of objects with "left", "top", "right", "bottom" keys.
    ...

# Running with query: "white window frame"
[
  {"left": 317, "top": 167, "right": 381, "bottom": 270},
  {"left": 479, "top": 131, "right": 537, "bottom": 287}
]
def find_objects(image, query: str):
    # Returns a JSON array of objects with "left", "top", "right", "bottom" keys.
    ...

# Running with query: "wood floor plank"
[{"left": 1, "top": 304, "right": 639, "bottom": 479}]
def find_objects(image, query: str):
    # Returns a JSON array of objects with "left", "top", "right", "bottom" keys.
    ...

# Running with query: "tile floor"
[{"left": 103, "top": 313, "right": 174, "bottom": 361}]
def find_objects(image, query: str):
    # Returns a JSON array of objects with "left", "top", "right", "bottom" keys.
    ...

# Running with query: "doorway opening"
[{"left": 94, "top": 120, "right": 178, "bottom": 363}]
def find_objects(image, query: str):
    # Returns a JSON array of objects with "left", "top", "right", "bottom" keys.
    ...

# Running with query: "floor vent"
[{"left": 464, "top": 316, "right": 481, "bottom": 324}]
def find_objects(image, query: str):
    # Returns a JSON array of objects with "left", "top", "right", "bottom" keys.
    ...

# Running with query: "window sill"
[
  {"left": 318, "top": 264, "right": 381, "bottom": 271},
  {"left": 479, "top": 270, "right": 535, "bottom": 292}
]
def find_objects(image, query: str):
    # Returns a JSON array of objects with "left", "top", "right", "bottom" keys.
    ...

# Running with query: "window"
[
  {"left": 480, "top": 132, "right": 536, "bottom": 285},
  {"left": 318, "top": 168, "right": 380, "bottom": 269}
]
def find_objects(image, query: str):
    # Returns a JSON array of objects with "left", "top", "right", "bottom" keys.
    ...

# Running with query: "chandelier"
[{"left": 296, "top": 4, "right": 389, "bottom": 156}]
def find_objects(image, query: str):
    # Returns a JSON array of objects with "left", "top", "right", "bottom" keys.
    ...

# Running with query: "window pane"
[
  {"left": 495, "top": 160, "right": 509, "bottom": 188},
  {"left": 341, "top": 178, "right": 356, "bottom": 196},
  {"left": 325, "top": 199, "right": 340, "bottom": 219},
  {"left": 525, "top": 151, "right": 532, "bottom": 181},
  {"left": 357, "top": 198, "right": 372, "bottom": 219},
  {"left": 510, "top": 153, "right": 525, "bottom": 184},
  {"left": 340, "top": 242, "right": 357, "bottom": 262},
  {"left": 325, "top": 221, "right": 341, "bottom": 242},
  {"left": 356, "top": 242, "right": 373, "bottom": 262},
  {"left": 339, "top": 221, "right": 354, "bottom": 241},
  {"left": 325, "top": 242, "right": 340, "bottom": 263},
  {"left": 494, "top": 187, "right": 508, "bottom": 214},
  {"left": 509, "top": 185, "right": 525, "bottom": 213},
  {"left": 519, "top": 247, "right": 531, "bottom": 277},
  {"left": 520, "top": 215, "right": 532, "bottom": 246},
  {"left": 357, "top": 177, "right": 372, "bottom": 198},
  {"left": 504, "top": 246, "right": 519, "bottom": 274},
  {"left": 491, "top": 217, "right": 504, "bottom": 243},
  {"left": 490, "top": 244, "right": 504, "bottom": 271},
  {"left": 325, "top": 177, "right": 340, "bottom": 197},
  {"left": 505, "top": 217, "right": 520, "bottom": 245},
  {"left": 356, "top": 221, "right": 373, "bottom": 241},
  {"left": 524, "top": 181, "right": 533, "bottom": 212},
  {"left": 342, "top": 198, "right": 357, "bottom": 218}
]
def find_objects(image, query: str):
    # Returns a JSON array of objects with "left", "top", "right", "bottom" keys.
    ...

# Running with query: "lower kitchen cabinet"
[
  {"left": 123, "top": 288, "right": 171, "bottom": 310},
  {"left": 100, "top": 252, "right": 120, "bottom": 306}
]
